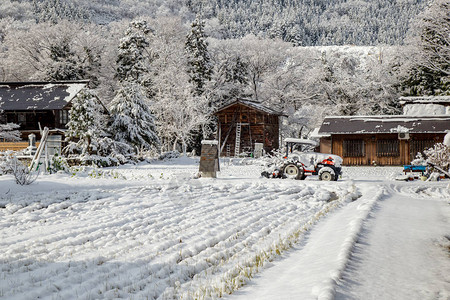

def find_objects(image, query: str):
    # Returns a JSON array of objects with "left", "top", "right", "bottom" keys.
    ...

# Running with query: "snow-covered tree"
[
  {"left": 401, "top": 0, "right": 449, "bottom": 96},
  {"left": 2, "top": 21, "right": 104, "bottom": 87},
  {"left": 417, "top": 0, "right": 450, "bottom": 77},
  {"left": 147, "top": 17, "right": 212, "bottom": 154},
  {"left": 45, "top": 34, "right": 100, "bottom": 85},
  {"left": 64, "top": 90, "right": 107, "bottom": 155},
  {"left": 115, "top": 20, "right": 154, "bottom": 86},
  {"left": 237, "top": 35, "right": 287, "bottom": 102},
  {"left": 110, "top": 19, "right": 159, "bottom": 152},
  {"left": 207, "top": 39, "right": 250, "bottom": 107},
  {"left": 185, "top": 17, "right": 213, "bottom": 97},
  {"left": 109, "top": 81, "right": 159, "bottom": 151},
  {"left": 64, "top": 90, "right": 132, "bottom": 165}
]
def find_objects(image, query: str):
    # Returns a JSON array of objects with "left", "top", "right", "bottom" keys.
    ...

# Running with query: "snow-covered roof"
[
  {"left": 0, "top": 81, "right": 88, "bottom": 111},
  {"left": 284, "top": 138, "right": 319, "bottom": 146},
  {"left": 201, "top": 140, "right": 218, "bottom": 145},
  {"left": 403, "top": 103, "right": 449, "bottom": 116},
  {"left": 214, "top": 99, "right": 286, "bottom": 116},
  {"left": 309, "top": 127, "right": 331, "bottom": 138},
  {"left": 399, "top": 96, "right": 450, "bottom": 105},
  {"left": 319, "top": 115, "right": 450, "bottom": 134}
]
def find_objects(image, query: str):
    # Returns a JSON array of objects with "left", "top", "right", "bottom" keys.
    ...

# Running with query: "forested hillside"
[{"left": 1, "top": 0, "right": 426, "bottom": 45}]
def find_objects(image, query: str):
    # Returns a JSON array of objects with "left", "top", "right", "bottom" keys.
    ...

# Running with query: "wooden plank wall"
[
  {"left": 331, "top": 133, "right": 445, "bottom": 166},
  {"left": 0, "top": 142, "right": 40, "bottom": 151}
]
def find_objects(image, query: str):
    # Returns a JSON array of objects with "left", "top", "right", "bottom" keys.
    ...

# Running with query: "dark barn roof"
[
  {"left": 214, "top": 99, "right": 286, "bottom": 116},
  {"left": 0, "top": 81, "right": 88, "bottom": 111},
  {"left": 319, "top": 115, "right": 450, "bottom": 134}
]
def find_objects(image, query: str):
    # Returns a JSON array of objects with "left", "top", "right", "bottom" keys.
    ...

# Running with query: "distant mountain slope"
[
  {"left": 2, "top": 0, "right": 426, "bottom": 45},
  {"left": 188, "top": 0, "right": 427, "bottom": 45}
]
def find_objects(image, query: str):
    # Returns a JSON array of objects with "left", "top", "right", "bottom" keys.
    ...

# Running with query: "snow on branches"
[
  {"left": 0, "top": 122, "right": 20, "bottom": 141},
  {"left": 109, "top": 81, "right": 159, "bottom": 151},
  {"left": 110, "top": 20, "right": 160, "bottom": 153},
  {"left": 424, "top": 143, "right": 450, "bottom": 172},
  {"left": 64, "top": 90, "right": 131, "bottom": 166}
]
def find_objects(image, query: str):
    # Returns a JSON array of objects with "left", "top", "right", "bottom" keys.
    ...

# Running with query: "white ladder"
[
  {"left": 226, "top": 144, "right": 231, "bottom": 157},
  {"left": 234, "top": 123, "right": 241, "bottom": 157}
]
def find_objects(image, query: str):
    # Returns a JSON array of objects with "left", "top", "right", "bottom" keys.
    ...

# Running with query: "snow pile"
[
  {"left": 444, "top": 132, "right": 450, "bottom": 147},
  {"left": 390, "top": 125, "right": 409, "bottom": 133},
  {"left": 403, "top": 104, "right": 447, "bottom": 116}
]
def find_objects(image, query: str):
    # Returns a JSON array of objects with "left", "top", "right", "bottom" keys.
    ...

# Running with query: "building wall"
[{"left": 330, "top": 133, "right": 445, "bottom": 166}]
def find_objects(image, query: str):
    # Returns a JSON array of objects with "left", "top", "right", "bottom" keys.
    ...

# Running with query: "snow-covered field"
[{"left": 1, "top": 158, "right": 449, "bottom": 300}]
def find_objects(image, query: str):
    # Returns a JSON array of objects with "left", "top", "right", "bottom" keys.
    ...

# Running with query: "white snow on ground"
[{"left": 0, "top": 158, "right": 449, "bottom": 300}]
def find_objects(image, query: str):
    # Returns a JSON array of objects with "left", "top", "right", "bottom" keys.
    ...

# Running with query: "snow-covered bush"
[
  {"left": 158, "top": 150, "right": 180, "bottom": 161},
  {"left": 424, "top": 143, "right": 450, "bottom": 171},
  {"left": 47, "top": 154, "right": 69, "bottom": 174},
  {"left": 0, "top": 152, "right": 38, "bottom": 184},
  {"left": 0, "top": 151, "right": 14, "bottom": 175},
  {"left": 410, "top": 152, "right": 427, "bottom": 166}
]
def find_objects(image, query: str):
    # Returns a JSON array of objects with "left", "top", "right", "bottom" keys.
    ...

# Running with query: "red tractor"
[{"left": 262, "top": 138, "right": 343, "bottom": 181}]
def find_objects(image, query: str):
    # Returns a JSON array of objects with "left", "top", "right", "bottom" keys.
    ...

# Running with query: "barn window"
[
  {"left": 59, "top": 110, "right": 69, "bottom": 126},
  {"left": 377, "top": 140, "right": 399, "bottom": 157},
  {"left": 343, "top": 140, "right": 365, "bottom": 157}
]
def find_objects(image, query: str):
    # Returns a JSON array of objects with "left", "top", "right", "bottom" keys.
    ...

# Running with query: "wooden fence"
[{"left": 0, "top": 142, "right": 40, "bottom": 152}]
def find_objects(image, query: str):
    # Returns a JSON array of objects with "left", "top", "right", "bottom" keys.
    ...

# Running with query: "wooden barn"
[
  {"left": 214, "top": 99, "right": 285, "bottom": 157},
  {"left": 318, "top": 115, "right": 450, "bottom": 166}
]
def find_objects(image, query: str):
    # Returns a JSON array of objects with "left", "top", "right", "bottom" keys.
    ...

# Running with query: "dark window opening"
[
  {"left": 18, "top": 113, "right": 26, "bottom": 124},
  {"left": 343, "top": 139, "right": 365, "bottom": 157},
  {"left": 377, "top": 140, "right": 399, "bottom": 157},
  {"left": 59, "top": 110, "right": 69, "bottom": 127}
]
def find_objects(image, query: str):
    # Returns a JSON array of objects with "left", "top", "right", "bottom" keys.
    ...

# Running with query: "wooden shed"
[
  {"left": 318, "top": 115, "right": 450, "bottom": 166},
  {"left": 214, "top": 99, "right": 285, "bottom": 157}
]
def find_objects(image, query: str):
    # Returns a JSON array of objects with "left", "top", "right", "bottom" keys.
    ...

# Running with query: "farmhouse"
[
  {"left": 214, "top": 99, "right": 285, "bottom": 157},
  {"left": 318, "top": 115, "right": 450, "bottom": 166},
  {"left": 0, "top": 81, "right": 89, "bottom": 140}
]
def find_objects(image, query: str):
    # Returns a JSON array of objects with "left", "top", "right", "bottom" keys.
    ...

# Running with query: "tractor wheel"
[
  {"left": 319, "top": 170, "right": 335, "bottom": 181},
  {"left": 282, "top": 163, "right": 304, "bottom": 180}
]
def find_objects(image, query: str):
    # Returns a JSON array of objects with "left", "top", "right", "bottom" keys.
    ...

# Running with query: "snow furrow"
[{"left": 0, "top": 178, "right": 358, "bottom": 300}]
